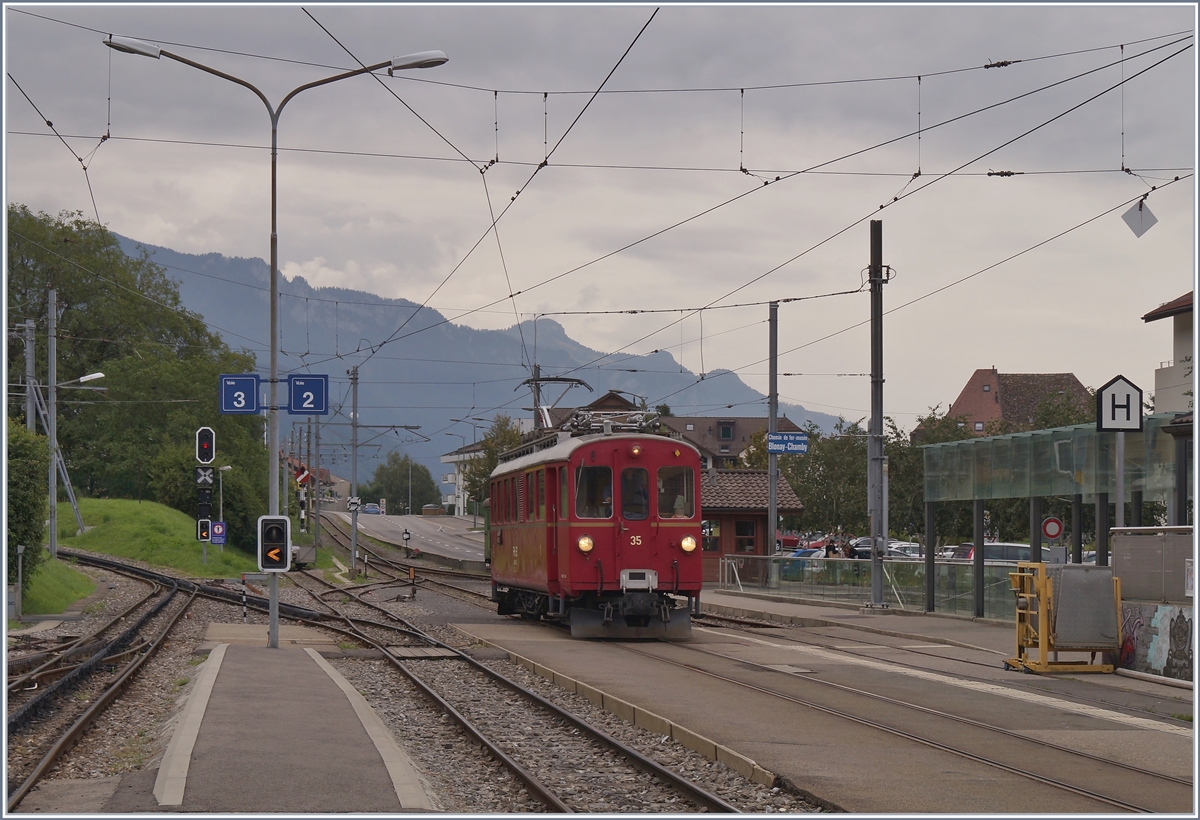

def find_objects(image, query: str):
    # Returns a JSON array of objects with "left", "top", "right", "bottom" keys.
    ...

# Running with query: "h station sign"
[{"left": 1096, "top": 375, "right": 1143, "bottom": 432}]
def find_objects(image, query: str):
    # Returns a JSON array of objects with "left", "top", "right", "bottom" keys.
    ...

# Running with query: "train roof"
[{"left": 490, "top": 431, "right": 701, "bottom": 478}]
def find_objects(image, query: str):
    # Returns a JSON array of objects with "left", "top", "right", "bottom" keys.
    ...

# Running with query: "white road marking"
[{"left": 696, "top": 627, "right": 1192, "bottom": 737}]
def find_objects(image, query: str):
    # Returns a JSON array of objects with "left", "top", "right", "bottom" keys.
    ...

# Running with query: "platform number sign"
[
  {"left": 219, "top": 374, "right": 261, "bottom": 415},
  {"left": 287, "top": 374, "right": 329, "bottom": 415}
]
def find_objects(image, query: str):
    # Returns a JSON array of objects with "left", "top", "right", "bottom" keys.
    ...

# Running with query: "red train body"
[{"left": 488, "top": 429, "right": 703, "bottom": 639}]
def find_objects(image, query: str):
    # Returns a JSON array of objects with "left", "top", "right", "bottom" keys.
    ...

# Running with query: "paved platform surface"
[{"left": 144, "top": 624, "right": 435, "bottom": 813}]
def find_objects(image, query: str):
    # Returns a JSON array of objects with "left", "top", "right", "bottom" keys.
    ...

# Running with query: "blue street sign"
[
  {"left": 767, "top": 432, "right": 809, "bottom": 454},
  {"left": 287, "top": 374, "right": 329, "bottom": 415},
  {"left": 210, "top": 521, "right": 227, "bottom": 546},
  {"left": 219, "top": 374, "right": 261, "bottom": 414}
]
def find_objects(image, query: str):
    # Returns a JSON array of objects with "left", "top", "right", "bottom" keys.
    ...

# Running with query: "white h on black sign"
[{"left": 1096, "top": 375, "right": 1143, "bottom": 432}]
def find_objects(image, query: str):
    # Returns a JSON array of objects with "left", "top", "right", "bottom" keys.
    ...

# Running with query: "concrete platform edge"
[
  {"left": 456, "top": 628, "right": 776, "bottom": 788},
  {"left": 303, "top": 648, "right": 436, "bottom": 810},
  {"left": 153, "top": 643, "right": 227, "bottom": 806}
]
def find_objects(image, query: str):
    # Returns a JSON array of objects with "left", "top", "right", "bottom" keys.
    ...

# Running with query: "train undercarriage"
[{"left": 493, "top": 584, "right": 697, "bottom": 640}]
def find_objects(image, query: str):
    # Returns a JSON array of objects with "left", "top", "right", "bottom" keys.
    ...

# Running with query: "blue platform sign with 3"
[
  {"left": 287, "top": 374, "right": 329, "bottom": 415},
  {"left": 219, "top": 374, "right": 261, "bottom": 414}
]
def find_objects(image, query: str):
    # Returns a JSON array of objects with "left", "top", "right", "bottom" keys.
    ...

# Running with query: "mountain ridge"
[{"left": 116, "top": 234, "right": 839, "bottom": 481}]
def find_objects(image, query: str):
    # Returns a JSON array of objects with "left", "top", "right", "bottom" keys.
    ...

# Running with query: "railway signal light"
[
  {"left": 196, "top": 427, "right": 216, "bottom": 464},
  {"left": 257, "top": 515, "right": 291, "bottom": 572},
  {"left": 197, "top": 519, "right": 211, "bottom": 541}
]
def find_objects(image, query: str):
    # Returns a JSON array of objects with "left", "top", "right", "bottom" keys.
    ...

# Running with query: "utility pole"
[
  {"left": 350, "top": 365, "right": 359, "bottom": 574},
  {"left": 48, "top": 288, "right": 58, "bottom": 559},
  {"left": 867, "top": 220, "right": 887, "bottom": 608},
  {"left": 313, "top": 416, "right": 322, "bottom": 546},
  {"left": 768, "top": 302, "right": 779, "bottom": 558},
  {"left": 25, "top": 319, "right": 36, "bottom": 431}
]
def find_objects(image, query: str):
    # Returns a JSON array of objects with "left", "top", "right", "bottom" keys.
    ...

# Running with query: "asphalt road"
[{"left": 330, "top": 512, "right": 485, "bottom": 563}]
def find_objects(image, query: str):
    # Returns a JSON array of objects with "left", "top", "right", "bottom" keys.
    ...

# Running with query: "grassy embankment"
[{"left": 13, "top": 498, "right": 335, "bottom": 622}]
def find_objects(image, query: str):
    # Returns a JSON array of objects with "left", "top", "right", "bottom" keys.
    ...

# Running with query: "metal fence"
[{"left": 717, "top": 555, "right": 1018, "bottom": 620}]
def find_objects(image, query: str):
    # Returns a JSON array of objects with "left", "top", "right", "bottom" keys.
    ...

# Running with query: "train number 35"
[{"left": 630, "top": 535, "right": 642, "bottom": 546}]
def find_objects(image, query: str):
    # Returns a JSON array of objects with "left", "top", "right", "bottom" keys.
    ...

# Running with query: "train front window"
[
  {"left": 575, "top": 465, "right": 612, "bottom": 519},
  {"left": 657, "top": 466, "right": 694, "bottom": 518},
  {"left": 621, "top": 468, "right": 650, "bottom": 520}
]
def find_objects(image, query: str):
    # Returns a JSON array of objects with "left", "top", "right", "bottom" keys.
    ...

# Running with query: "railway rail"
[{"left": 287, "top": 570, "right": 742, "bottom": 813}]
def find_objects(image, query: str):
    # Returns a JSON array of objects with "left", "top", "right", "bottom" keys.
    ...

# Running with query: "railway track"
[
  {"left": 287, "top": 571, "right": 742, "bottom": 813},
  {"left": 616, "top": 633, "right": 1193, "bottom": 813}
]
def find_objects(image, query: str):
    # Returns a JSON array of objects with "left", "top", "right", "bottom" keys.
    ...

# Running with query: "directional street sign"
[
  {"left": 1096, "top": 375, "right": 1143, "bottom": 432},
  {"left": 766, "top": 432, "right": 809, "bottom": 454},
  {"left": 287, "top": 374, "right": 329, "bottom": 415},
  {"left": 195, "top": 466, "right": 215, "bottom": 486},
  {"left": 219, "top": 374, "right": 261, "bottom": 415},
  {"left": 210, "top": 521, "right": 227, "bottom": 546}
]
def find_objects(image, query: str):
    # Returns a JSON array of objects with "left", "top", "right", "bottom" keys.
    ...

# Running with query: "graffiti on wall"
[
  {"left": 1123, "top": 603, "right": 1194, "bottom": 680},
  {"left": 1162, "top": 609, "right": 1193, "bottom": 681}
]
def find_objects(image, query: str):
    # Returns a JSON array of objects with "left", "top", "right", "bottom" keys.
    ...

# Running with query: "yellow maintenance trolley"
[{"left": 1005, "top": 562, "right": 1122, "bottom": 675}]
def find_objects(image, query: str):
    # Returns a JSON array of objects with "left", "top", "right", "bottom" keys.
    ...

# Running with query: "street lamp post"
[{"left": 107, "top": 35, "right": 447, "bottom": 647}]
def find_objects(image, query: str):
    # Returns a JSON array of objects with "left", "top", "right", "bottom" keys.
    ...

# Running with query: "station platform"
[{"left": 144, "top": 623, "right": 436, "bottom": 813}]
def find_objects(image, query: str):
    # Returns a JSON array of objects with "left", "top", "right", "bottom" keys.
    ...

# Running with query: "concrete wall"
[{"left": 1117, "top": 600, "right": 1193, "bottom": 681}]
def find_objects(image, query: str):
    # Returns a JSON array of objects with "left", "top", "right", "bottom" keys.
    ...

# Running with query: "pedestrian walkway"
[{"left": 154, "top": 624, "right": 435, "bottom": 813}]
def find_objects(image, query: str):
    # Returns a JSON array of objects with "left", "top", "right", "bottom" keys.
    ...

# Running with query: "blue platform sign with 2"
[
  {"left": 288, "top": 375, "right": 329, "bottom": 415},
  {"left": 219, "top": 374, "right": 261, "bottom": 414}
]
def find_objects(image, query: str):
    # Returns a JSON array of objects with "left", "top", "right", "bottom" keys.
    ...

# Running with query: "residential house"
[
  {"left": 944, "top": 368, "right": 1091, "bottom": 435},
  {"left": 1142, "top": 291, "right": 1193, "bottom": 412},
  {"left": 698, "top": 469, "right": 804, "bottom": 583}
]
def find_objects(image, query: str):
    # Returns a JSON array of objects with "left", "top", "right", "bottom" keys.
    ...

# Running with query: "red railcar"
[{"left": 489, "top": 428, "right": 703, "bottom": 639}]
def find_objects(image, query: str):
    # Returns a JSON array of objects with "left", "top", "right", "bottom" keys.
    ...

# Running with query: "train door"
[
  {"left": 550, "top": 465, "right": 568, "bottom": 595},
  {"left": 618, "top": 464, "right": 653, "bottom": 576}
]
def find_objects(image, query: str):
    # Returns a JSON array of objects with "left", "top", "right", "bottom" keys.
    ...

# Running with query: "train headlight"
[
  {"left": 629, "top": 444, "right": 643, "bottom": 458},
  {"left": 577, "top": 535, "right": 594, "bottom": 554},
  {"left": 681, "top": 536, "right": 698, "bottom": 553}
]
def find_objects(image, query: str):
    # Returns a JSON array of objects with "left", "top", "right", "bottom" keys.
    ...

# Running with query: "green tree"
[
  {"left": 360, "top": 452, "right": 439, "bottom": 514},
  {"left": 8, "top": 421, "right": 50, "bottom": 590},
  {"left": 655, "top": 403, "right": 673, "bottom": 417},
  {"left": 460, "top": 415, "right": 523, "bottom": 508}
]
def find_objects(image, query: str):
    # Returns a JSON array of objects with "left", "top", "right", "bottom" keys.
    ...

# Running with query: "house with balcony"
[{"left": 1143, "top": 291, "right": 1193, "bottom": 412}]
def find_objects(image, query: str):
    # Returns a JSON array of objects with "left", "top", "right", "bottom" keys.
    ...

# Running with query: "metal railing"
[{"left": 717, "top": 554, "right": 1018, "bottom": 620}]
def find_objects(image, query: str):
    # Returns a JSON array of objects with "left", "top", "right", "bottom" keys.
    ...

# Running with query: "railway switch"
[{"left": 257, "top": 515, "right": 291, "bottom": 572}]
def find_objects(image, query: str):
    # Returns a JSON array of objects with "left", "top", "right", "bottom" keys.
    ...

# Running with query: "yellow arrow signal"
[{"left": 267, "top": 547, "right": 282, "bottom": 561}]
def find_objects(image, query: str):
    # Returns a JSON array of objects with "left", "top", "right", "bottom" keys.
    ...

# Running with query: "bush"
[{"left": 8, "top": 420, "right": 49, "bottom": 591}]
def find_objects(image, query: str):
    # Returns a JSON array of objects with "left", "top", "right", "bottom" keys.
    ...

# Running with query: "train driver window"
[
  {"left": 621, "top": 468, "right": 650, "bottom": 520},
  {"left": 575, "top": 465, "right": 612, "bottom": 518},
  {"left": 656, "top": 466, "right": 694, "bottom": 518}
]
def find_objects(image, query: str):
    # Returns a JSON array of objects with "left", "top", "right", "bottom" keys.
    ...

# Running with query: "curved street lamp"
[{"left": 106, "top": 35, "right": 447, "bottom": 646}]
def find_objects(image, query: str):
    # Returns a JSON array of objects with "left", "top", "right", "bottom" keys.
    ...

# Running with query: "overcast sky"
[{"left": 5, "top": 3, "right": 1196, "bottom": 430}]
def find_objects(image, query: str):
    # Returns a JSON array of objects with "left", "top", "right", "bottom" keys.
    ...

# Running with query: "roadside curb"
[{"left": 463, "top": 633, "right": 776, "bottom": 788}]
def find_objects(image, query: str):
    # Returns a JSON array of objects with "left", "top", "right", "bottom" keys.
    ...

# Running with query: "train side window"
[
  {"left": 701, "top": 520, "right": 720, "bottom": 551},
  {"left": 656, "top": 466, "right": 694, "bottom": 518},
  {"left": 621, "top": 468, "right": 650, "bottom": 520},
  {"left": 575, "top": 465, "right": 612, "bottom": 518},
  {"left": 560, "top": 467, "right": 567, "bottom": 519},
  {"left": 537, "top": 470, "right": 546, "bottom": 521},
  {"left": 734, "top": 520, "right": 756, "bottom": 553}
]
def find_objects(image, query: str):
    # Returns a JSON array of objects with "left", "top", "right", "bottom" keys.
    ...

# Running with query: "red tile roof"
[{"left": 699, "top": 469, "right": 803, "bottom": 513}]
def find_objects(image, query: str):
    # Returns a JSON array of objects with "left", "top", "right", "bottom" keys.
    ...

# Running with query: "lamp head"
[
  {"left": 79, "top": 372, "right": 105, "bottom": 383},
  {"left": 104, "top": 35, "right": 162, "bottom": 59},
  {"left": 388, "top": 50, "right": 448, "bottom": 74}
]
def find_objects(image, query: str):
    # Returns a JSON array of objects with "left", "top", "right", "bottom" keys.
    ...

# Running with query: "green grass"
[
  {"left": 56, "top": 498, "right": 259, "bottom": 578},
  {"left": 21, "top": 555, "right": 96, "bottom": 615}
]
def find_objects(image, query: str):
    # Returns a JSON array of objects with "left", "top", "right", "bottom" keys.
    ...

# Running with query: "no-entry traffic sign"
[{"left": 1042, "top": 517, "right": 1064, "bottom": 541}]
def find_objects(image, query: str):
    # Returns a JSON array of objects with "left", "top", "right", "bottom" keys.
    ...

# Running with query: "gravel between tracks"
[{"left": 8, "top": 561, "right": 824, "bottom": 813}]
